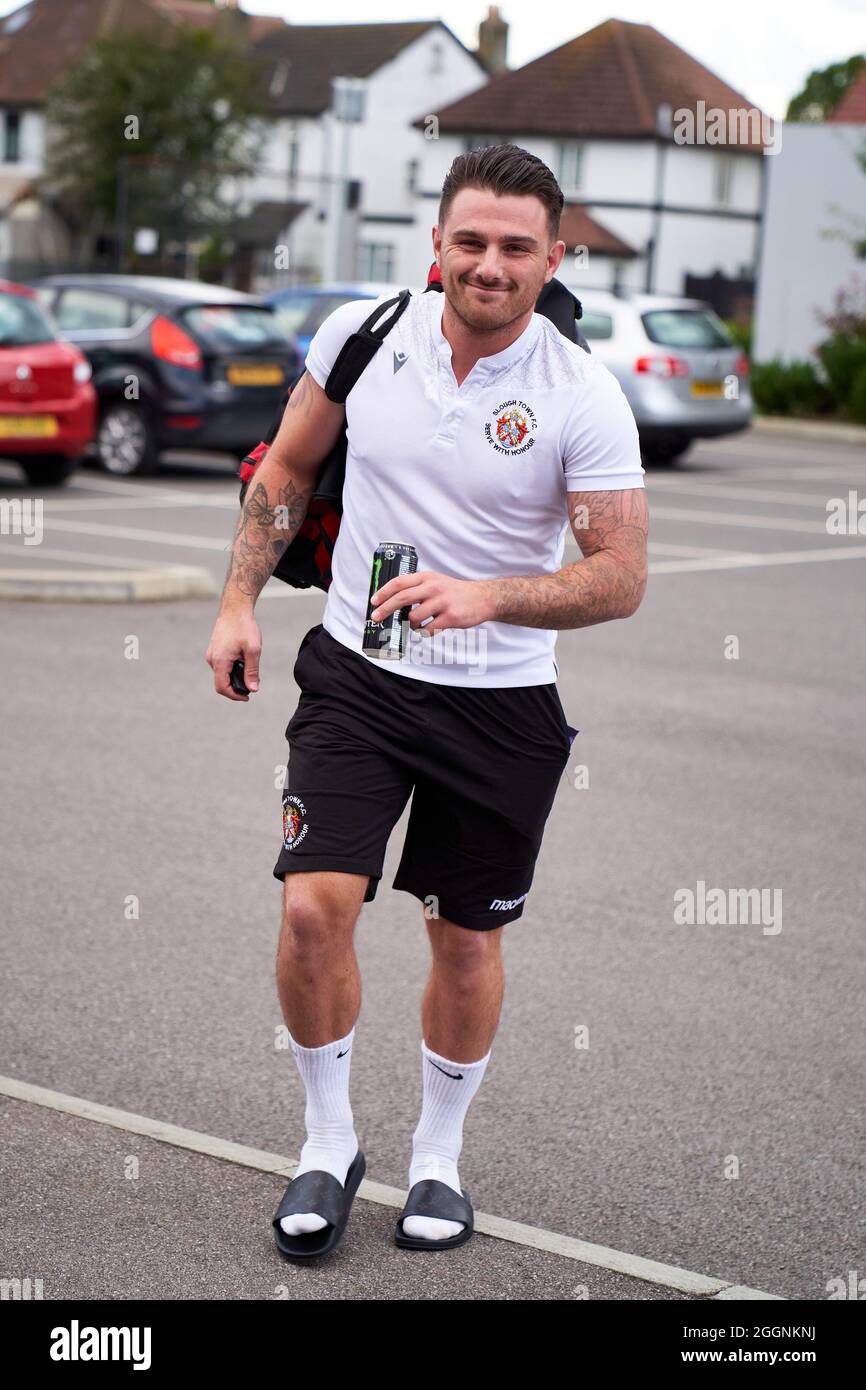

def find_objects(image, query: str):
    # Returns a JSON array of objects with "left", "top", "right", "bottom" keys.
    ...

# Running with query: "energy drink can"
[{"left": 363, "top": 542, "right": 418, "bottom": 658}]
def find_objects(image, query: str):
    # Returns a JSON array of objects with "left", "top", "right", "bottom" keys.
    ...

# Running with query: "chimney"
[{"left": 477, "top": 6, "right": 508, "bottom": 74}]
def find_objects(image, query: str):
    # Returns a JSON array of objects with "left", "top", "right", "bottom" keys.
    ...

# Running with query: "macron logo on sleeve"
[{"left": 393, "top": 350, "right": 409, "bottom": 373}]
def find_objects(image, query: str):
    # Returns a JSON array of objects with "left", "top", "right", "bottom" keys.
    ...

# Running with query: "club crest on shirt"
[
  {"left": 282, "top": 793, "right": 309, "bottom": 850},
  {"left": 484, "top": 399, "right": 537, "bottom": 454}
]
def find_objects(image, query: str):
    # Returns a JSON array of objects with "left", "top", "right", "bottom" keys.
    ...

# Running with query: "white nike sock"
[
  {"left": 280, "top": 1025, "right": 358, "bottom": 1238},
  {"left": 404, "top": 1038, "right": 491, "bottom": 1242}
]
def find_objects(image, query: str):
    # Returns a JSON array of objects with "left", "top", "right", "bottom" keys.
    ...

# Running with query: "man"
[{"left": 206, "top": 143, "right": 648, "bottom": 1256}]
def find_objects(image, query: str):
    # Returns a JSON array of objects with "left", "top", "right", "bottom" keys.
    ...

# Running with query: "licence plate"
[
  {"left": 227, "top": 363, "right": 283, "bottom": 386},
  {"left": 0, "top": 414, "right": 59, "bottom": 437},
  {"left": 690, "top": 381, "right": 724, "bottom": 398}
]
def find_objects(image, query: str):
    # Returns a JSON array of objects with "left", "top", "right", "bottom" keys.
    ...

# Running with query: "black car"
[{"left": 28, "top": 275, "right": 301, "bottom": 476}]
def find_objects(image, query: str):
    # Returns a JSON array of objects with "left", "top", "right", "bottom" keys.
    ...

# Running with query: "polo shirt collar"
[{"left": 431, "top": 290, "right": 541, "bottom": 374}]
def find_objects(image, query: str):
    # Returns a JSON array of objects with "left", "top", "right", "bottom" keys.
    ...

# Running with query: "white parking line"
[
  {"left": 42, "top": 518, "right": 230, "bottom": 551},
  {"left": 650, "top": 544, "right": 866, "bottom": 574},
  {"left": 0, "top": 1073, "right": 783, "bottom": 1299},
  {"left": 648, "top": 541, "right": 748, "bottom": 557},
  {"left": 41, "top": 495, "right": 237, "bottom": 513},
  {"left": 648, "top": 482, "right": 848, "bottom": 509},
  {"left": 0, "top": 542, "right": 163, "bottom": 568},
  {"left": 63, "top": 476, "right": 237, "bottom": 506},
  {"left": 649, "top": 504, "right": 836, "bottom": 534}
]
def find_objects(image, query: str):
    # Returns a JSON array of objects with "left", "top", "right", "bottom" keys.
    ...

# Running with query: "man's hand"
[
  {"left": 206, "top": 607, "right": 262, "bottom": 701},
  {"left": 370, "top": 571, "right": 494, "bottom": 637}
]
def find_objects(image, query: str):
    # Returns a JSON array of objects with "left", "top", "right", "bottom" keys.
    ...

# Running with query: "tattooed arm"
[
  {"left": 223, "top": 371, "right": 343, "bottom": 605},
  {"left": 482, "top": 488, "right": 649, "bottom": 630},
  {"left": 369, "top": 488, "right": 648, "bottom": 637},
  {"left": 206, "top": 370, "right": 346, "bottom": 699}
]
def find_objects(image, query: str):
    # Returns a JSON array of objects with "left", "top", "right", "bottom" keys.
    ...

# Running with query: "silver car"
[{"left": 575, "top": 289, "right": 752, "bottom": 463}]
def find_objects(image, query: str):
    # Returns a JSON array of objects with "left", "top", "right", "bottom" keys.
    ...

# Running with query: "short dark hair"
[{"left": 438, "top": 143, "right": 564, "bottom": 245}]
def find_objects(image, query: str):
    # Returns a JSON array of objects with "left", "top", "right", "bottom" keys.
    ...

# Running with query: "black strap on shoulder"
[{"left": 324, "top": 289, "right": 412, "bottom": 403}]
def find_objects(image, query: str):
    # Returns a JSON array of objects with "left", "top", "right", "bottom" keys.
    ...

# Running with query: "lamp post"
[{"left": 327, "top": 75, "right": 365, "bottom": 281}]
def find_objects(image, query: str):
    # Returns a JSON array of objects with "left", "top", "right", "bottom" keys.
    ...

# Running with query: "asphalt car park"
[{"left": 1, "top": 426, "right": 863, "bottom": 1301}]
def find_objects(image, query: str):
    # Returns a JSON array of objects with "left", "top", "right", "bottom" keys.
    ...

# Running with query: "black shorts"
[{"left": 273, "top": 623, "right": 579, "bottom": 931}]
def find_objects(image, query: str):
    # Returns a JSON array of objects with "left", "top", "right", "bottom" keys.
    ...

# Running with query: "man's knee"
[
  {"left": 279, "top": 871, "right": 366, "bottom": 955},
  {"left": 426, "top": 914, "right": 503, "bottom": 968}
]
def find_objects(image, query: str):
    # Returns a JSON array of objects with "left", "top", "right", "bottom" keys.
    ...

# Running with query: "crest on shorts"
[
  {"left": 484, "top": 398, "right": 537, "bottom": 454},
  {"left": 282, "top": 793, "right": 309, "bottom": 850}
]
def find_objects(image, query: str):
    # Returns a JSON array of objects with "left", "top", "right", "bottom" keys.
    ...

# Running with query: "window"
[
  {"left": 714, "top": 155, "right": 733, "bottom": 206},
  {"left": 641, "top": 309, "right": 734, "bottom": 349},
  {"left": 4, "top": 110, "right": 21, "bottom": 163},
  {"left": 407, "top": 158, "right": 419, "bottom": 194},
  {"left": 180, "top": 305, "right": 286, "bottom": 348},
  {"left": 556, "top": 142, "right": 583, "bottom": 193},
  {"left": 54, "top": 289, "right": 131, "bottom": 331},
  {"left": 578, "top": 310, "right": 613, "bottom": 340},
  {"left": 270, "top": 291, "right": 366, "bottom": 339},
  {"left": 356, "top": 242, "right": 395, "bottom": 281},
  {"left": 429, "top": 41, "right": 444, "bottom": 75},
  {"left": 0, "top": 291, "right": 55, "bottom": 346},
  {"left": 127, "top": 301, "right": 152, "bottom": 327}
]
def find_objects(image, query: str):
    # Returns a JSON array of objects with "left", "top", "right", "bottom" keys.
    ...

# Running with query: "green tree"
[
  {"left": 40, "top": 26, "right": 270, "bottom": 268},
  {"left": 786, "top": 54, "right": 865, "bottom": 122}
]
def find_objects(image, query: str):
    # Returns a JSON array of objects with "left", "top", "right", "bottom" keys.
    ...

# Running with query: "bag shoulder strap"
[
  {"left": 252, "top": 289, "right": 412, "bottom": 453},
  {"left": 324, "top": 289, "right": 412, "bottom": 403}
]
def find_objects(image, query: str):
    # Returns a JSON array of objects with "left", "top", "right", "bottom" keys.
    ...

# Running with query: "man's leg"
[
  {"left": 275, "top": 870, "right": 368, "bottom": 1237},
  {"left": 403, "top": 914, "right": 504, "bottom": 1241}
]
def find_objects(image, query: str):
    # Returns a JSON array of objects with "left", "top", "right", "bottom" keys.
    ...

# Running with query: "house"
[
  {"left": 400, "top": 18, "right": 770, "bottom": 307},
  {"left": 753, "top": 76, "right": 866, "bottom": 363},
  {"left": 242, "top": 18, "right": 490, "bottom": 287},
  {"left": 0, "top": 0, "right": 492, "bottom": 285},
  {"left": 0, "top": 0, "right": 287, "bottom": 276}
]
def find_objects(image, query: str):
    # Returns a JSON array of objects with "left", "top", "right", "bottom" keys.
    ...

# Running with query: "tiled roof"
[
  {"left": 560, "top": 205, "right": 637, "bottom": 258},
  {"left": 254, "top": 21, "right": 484, "bottom": 116},
  {"left": 828, "top": 69, "right": 866, "bottom": 123},
  {"left": 415, "top": 18, "right": 767, "bottom": 150},
  {"left": 0, "top": 0, "right": 286, "bottom": 106}
]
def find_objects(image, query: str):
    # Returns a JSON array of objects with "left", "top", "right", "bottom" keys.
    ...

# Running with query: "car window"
[
  {"left": 641, "top": 309, "right": 733, "bottom": 349},
  {"left": 271, "top": 292, "right": 369, "bottom": 339},
  {"left": 180, "top": 305, "right": 288, "bottom": 349},
  {"left": 0, "top": 292, "right": 56, "bottom": 346},
  {"left": 304, "top": 295, "right": 366, "bottom": 334},
  {"left": 54, "top": 289, "right": 131, "bottom": 331},
  {"left": 126, "top": 300, "right": 152, "bottom": 326},
  {"left": 32, "top": 286, "right": 57, "bottom": 312},
  {"left": 579, "top": 310, "right": 614, "bottom": 340},
  {"left": 269, "top": 293, "right": 320, "bottom": 337}
]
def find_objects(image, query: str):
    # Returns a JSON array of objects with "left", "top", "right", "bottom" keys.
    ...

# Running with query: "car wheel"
[
  {"left": 20, "top": 454, "right": 78, "bottom": 488},
  {"left": 97, "top": 403, "right": 158, "bottom": 476}
]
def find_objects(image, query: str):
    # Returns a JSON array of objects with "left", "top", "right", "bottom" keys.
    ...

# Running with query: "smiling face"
[{"left": 433, "top": 186, "right": 566, "bottom": 335}]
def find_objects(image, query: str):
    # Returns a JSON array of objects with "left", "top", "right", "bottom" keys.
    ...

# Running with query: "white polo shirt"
[{"left": 303, "top": 287, "right": 645, "bottom": 687}]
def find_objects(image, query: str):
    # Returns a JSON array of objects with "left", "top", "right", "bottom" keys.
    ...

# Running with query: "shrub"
[
  {"left": 750, "top": 359, "right": 834, "bottom": 416},
  {"left": 850, "top": 364, "right": 866, "bottom": 424},
  {"left": 815, "top": 333, "right": 866, "bottom": 404}
]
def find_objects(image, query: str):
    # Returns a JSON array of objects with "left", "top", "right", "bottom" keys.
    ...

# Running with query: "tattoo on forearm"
[
  {"left": 222, "top": 372, "right": 321, "bottom": 601},
  {"left": 486, "top": 489, "right": 648, "bottom": 630},
  {"left": 227, "top": 476, "right": 311, "bottom": 600}
]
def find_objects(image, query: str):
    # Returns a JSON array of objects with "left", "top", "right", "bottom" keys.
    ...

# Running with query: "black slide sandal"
[
  {"left": 394, "top": 1178, "right": 474, "bottom": 1251},
  {"left": 272, "top": 1149, "right": 366, "bottom": 1260}
]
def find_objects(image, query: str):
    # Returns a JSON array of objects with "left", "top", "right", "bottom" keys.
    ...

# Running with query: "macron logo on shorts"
[{"left": 489, "top": 892, "right": 529, "bottom": 911}]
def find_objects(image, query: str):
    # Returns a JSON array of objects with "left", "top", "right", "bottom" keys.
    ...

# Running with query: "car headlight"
[{"left": 73, "top": 359, "right": 92, "bottom": 383}]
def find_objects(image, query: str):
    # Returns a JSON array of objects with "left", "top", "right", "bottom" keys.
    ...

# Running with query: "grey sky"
[{"left": 0, "top": 0, "right": 862, "bottom": 119}]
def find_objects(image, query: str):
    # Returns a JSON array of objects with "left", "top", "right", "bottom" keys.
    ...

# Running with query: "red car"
[{"left": 0, "top": 278, "right": 96, "bottom": 486}]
